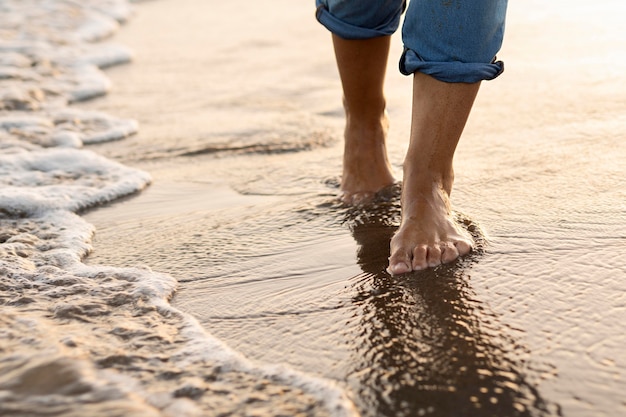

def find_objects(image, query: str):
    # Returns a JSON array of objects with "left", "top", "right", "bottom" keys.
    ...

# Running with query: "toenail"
[{"left": 388, "top": 262, "right": 411, "bottom": 276}]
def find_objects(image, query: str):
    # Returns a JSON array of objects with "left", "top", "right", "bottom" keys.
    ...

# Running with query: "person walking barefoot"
[{"left": 316, "top": 0, "right": 508, "bottom": 274}]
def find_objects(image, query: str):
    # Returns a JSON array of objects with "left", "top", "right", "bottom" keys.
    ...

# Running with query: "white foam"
[
  {"left": 0, "top": 52, "right": 32, "bottom": 68},
  {"left": 51, "top": 43, "right": 134, "bottom": 69},
  {"left": 0, "top": 147, "right": 151, "bottom": 215},
  {"left": 52, "top": 109, "right": 139, "bottom": 144},
  {"left": 0, "top": 110, "right": 138, "bottom": 147}
]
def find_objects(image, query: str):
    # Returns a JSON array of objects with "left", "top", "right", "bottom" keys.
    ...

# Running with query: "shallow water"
[{"left": 3, "top": 0, "right": 626, "bottom": 416}]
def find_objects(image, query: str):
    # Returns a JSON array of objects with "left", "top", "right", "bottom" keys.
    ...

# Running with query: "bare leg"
[
  {"left": 332, "top": 34, "right": 395, "bottom": 204},
  {"left": 388, "top": 73, "right": 480, "bottom": 275}
]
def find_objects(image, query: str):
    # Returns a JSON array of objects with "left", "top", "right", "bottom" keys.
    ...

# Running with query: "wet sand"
[{"left": 84, "top": 0, "right": 626, "bottom": 416}]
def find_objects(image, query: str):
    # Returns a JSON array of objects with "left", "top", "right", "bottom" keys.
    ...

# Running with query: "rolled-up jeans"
[{"left": 315, "top": 0, "right": 508, "bottom": 83}]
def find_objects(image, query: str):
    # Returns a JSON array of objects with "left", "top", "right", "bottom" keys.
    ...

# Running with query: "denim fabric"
[
  {"left": 315, "top": 0, "right": 405, "bottom": 39},
  {"left": 315, "top": 0, "right": 508, "bottom": 83}
]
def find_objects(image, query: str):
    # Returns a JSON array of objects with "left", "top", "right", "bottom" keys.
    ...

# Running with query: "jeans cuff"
[
  {"left": 399, "top": 48, "right": 505, "bottom": 83},
  {"left": 315, "top": 5, "right": 397, "bottom": 40}
]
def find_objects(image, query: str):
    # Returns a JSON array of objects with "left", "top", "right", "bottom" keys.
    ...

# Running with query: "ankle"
[
  {"left": 343, "top": 95, "right": 386, "bottom": 124},
  {"left": 403, "top": 163, "right": 453, "bottom": 191},
  {"left": 344, "top": 111, "right": 389, "bottom": 145}
]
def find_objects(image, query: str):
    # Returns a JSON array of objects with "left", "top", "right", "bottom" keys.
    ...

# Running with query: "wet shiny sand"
[{"left": 85, "top": 0, "right": 626, "bottom": 415}]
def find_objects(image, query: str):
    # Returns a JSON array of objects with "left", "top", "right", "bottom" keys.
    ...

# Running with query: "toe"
[
  {"left": 411, "top": 245, "right": 429, "bottom": 270},
  {"left": 427, "top": 245, "right": 443, "bottom": 267},
  {"left": 440, "top": 242, "right": 460, "bottom": 264},
  {"left": 454, "top": 239, "right": 473, "bottom": 256},
  {"left": 388, "top": 249, "right": 412, "bottom": 276},
  {"left": 387, "top": 260, "right": 411, "bottom": 276}
]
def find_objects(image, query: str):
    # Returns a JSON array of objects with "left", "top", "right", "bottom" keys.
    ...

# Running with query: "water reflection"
[{"left": 343, "top": 205, "right": 557, "bottom": 417}]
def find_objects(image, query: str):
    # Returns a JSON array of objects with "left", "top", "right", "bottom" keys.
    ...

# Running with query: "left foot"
[
  {"left": 387, "top": 178, "right": 473, "bottom": 275},
  {"left": 330, "top": 34, "right": 395, "bottom": 205}
]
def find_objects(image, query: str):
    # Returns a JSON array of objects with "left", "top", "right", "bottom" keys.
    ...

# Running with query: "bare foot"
[
  {"left": 385, "top": 73, "right": 480, "bottom": 274},
  {"left": 340, "top": 112, "right": 395, "bottom": 205},
  {"left": 387, "top": 179, "right": 473, "bottom": 275}
]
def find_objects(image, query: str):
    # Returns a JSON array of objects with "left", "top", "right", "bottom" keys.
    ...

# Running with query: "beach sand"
[{"left": 76, "top": 0, "right": 625, "bottom": 415}]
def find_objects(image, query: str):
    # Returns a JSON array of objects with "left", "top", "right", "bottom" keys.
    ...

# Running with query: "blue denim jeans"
[{"left": 315, "top": 0, "right": 508, "bottom": 83}]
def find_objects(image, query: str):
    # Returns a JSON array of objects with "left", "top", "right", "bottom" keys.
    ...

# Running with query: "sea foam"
[{"left": 0, "top": 1, "right": 358, "bottom": 416}]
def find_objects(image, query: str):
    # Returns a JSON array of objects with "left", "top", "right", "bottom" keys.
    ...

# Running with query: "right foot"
[
  {"left": 386, "top": 74, "right": 481, "bottom": 274},
  {"left": 340, "top": 112, "right": 395, "bottom": 204},
  {"left": 387, "top": 177, "right": 473, "bottom": 275}
]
